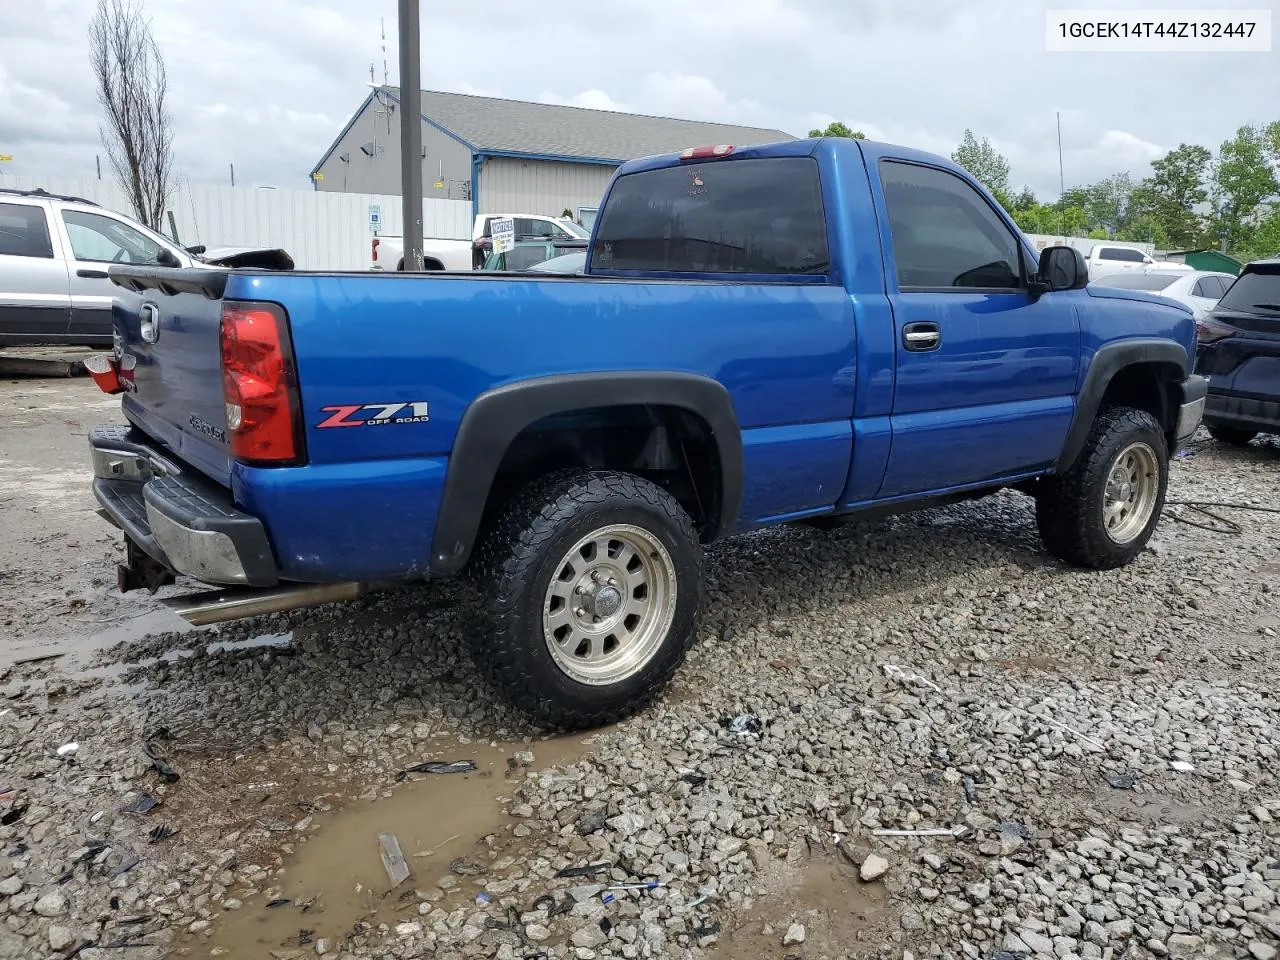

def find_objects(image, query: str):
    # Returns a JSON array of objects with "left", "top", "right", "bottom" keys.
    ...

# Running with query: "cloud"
[{"left": 1, "top": 0, "right": 1274, "bottom": 201}]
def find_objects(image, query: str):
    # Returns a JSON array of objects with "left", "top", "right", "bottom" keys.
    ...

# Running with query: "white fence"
[{"left": 0, "top": 175, "right": 471, "bottom": 270}]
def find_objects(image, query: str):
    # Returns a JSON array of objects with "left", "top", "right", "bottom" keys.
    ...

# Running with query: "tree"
[
  {"left": 809, "top": 122, "right": 865, "bottom": 139},
  {"left": 951, "top": 130, "right": 1010, "bottom": 200},
  {"left": 89, "top": 0, "right": 173, "bottom": 229},
  {"left": 1211, "top": 124, "right": 1279, "bottom": 252}
]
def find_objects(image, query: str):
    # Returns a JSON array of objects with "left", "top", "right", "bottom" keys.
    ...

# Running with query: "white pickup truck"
[
  {"left": 1085, "top": 244, "right": 1193, "bottom": 283},
  {"left": 370, "top": 213, "right": 590, "bottom": 271}
]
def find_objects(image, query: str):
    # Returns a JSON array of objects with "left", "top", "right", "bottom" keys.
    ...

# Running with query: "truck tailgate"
[{"left": 110, "top": 266, "right": 232, "bottom": 484}]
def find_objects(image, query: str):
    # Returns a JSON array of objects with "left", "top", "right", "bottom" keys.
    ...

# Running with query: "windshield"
[
  {"left": 557, "top": 219, "right": 590, "bottom": 239},
  {"left": 1095, "top": 273, "right": 1180, "bottom": 291},
  {"left": 1216, "top": 266, "right": 1280, "bottom": 313}
]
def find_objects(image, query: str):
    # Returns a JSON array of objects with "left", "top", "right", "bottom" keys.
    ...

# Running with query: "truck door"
[
  {"left": 869, "top": 158, "right": 1080, "bottom": 499},
  {"left": 58, "top": 208, "right": 169, "bottom": 345},
  {"left": 0, "top": 201, "right": 71, "bottom": 344}
]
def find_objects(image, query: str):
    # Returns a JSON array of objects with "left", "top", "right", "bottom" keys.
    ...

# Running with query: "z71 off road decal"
[{"left": 316, "top": 401, "right": 430, "bottom": 428}]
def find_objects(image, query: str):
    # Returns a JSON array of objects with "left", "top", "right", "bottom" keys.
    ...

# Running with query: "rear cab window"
[
  {"left": 1098, "top": 247, "right": 1145, "bottom": 262},
  {"left": 1216, "top": 265, "right": 1280, "bottom": 314},
  {"left": 589, "top": 156, "right": 830, "bottom": 277},
  {"left": 0, "top": 202, "right": 54, "bottom": 258}
]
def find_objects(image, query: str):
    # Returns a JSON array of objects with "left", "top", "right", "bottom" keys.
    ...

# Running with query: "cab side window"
[
  {"left": 0, "top": 203, "right": 54, "bottom": 258},
  {"left": 879, "top": 161, "right": 1023, "bottom": 291},
  {"left": 62, "top": 210, "right": 164, "bottom": 264}
]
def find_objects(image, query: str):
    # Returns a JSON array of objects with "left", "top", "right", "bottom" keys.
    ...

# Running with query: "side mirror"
[
  {"left": 1034, "top": 245, "right": 1088, "bottom": 294},
  {"left": 155, "top": 247, "right": 180, "bottom": 268},
  {"left": 185, "top": 244, "right": 207, "bottom": 256}
]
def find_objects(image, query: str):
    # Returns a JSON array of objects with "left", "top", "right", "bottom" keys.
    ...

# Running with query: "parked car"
[
  {"left": 1092, "top": 270, "right": 1237, "bottom": 318},
  {"left": 89, "top": 136, "right": 1204, "bottom": 729},
  {"left": 479, "top": 239, "right": 588, "bottom": 272},
  {"left": 0, "top": 188, "right": 290, "bottom": 348},
  {"left": 472, "top": 214, "right": 588, "bottom": 268},
  {"left": 1084, "top": 244, "right": 1193, "bottom": 282},
  {"left": 371, "top": 214, "right": 589, "bottom": 272},
  {"left": 1195, "top": 258, "right": 1280, "bottom": 445}
]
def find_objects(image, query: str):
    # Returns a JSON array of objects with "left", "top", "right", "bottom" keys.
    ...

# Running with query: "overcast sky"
[{"left": 2, "top": 0, "right": 1275, "bottom": 200}]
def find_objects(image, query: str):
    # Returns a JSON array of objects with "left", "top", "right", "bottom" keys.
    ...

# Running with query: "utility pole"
[
  {"left": 397, "top": 0, "right": 424, "bottom": 271},
  {"left": 230, "top": 162, "right": 236, "bottom": 187}
]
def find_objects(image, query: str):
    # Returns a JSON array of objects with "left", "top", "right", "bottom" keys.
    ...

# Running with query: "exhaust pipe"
[{"left": 165, "top": 581, "right": 378, "bottom": 626}]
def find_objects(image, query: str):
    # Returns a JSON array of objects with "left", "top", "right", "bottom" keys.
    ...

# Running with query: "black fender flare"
[
  {"left": 1056, "top": 338, "right": 1190, "bottom": 471},
  {"left": 430, "top": 371, "right": 744, "bottom": 575}
]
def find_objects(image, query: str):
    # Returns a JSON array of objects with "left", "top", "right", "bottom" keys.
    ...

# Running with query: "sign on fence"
[{"left": 491, "top": 218, "right": 515, "bottom": 254}]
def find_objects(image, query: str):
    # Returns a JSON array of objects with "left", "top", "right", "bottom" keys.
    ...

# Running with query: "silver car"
[
  {"left": 0, "top": 188, "right": 290, "bottom": 348},
  {"left": 1093, "top": 269, "right": 1237, "bottom": 320}
]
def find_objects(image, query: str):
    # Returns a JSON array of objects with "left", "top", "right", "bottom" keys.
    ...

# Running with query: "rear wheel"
[
  {"left": 1036, "top": 407, "right": 1168, "bottom": 570},
  {"left": 472, "top": 470, "right": 703, "bottom": 730},
  {"left": 1207, "top": 425, "right": 1257, "bottom": 447}
]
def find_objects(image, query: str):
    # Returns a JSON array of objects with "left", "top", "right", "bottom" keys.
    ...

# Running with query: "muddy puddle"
[
  {"left": 708, "top": 854, "right": 888, "bottom": 958},
  {"left": 185, "top": 732, "right": 600, "bottom": 958}
]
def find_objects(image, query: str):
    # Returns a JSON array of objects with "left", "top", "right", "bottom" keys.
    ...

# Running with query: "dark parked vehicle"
[{"left": 1195, "top": 259, "right": 1280, "bottom": 445}]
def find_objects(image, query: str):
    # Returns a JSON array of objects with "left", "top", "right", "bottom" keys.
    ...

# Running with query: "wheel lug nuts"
[{"left": 574, "top": 607, "right": 585, "bottom": 617}]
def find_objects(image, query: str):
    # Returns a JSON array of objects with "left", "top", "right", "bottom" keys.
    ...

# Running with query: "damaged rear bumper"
[{"left": 89, "top": 424, "right": 278, "bottom": 588}]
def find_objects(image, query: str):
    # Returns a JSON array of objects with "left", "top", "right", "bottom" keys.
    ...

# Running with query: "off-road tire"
[
  {"left": 471, "top": 470, "right": 703, "bottom": 730},
  {"left": 1035, "top": 406, "right": 1168, "bottom": 570},
  {"left": 1207, "top": 425, "right": 1257, "bottom": 447}
]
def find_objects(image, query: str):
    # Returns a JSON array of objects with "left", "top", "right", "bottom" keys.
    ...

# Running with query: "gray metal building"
[{"left": 309, "top": 87, "right": 795, "bottom": 227}]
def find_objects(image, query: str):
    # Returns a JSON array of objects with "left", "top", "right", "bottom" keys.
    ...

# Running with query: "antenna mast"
[{"left": 382, "top": 18, "right": 388, "bottom": 85}]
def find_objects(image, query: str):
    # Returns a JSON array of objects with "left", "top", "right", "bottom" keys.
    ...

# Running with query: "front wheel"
[
  {"left": 472, "top": 470, "right": 704, "bottom": 730},
  {"left": 1035, "top": 407, "right": 1168, "bottom": 570},
  {"left": 1207, "top": 425, "right": 1257, "bottom": 447}
]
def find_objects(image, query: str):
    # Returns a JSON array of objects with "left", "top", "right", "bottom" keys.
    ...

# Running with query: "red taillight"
[
  {"left": 1196, "top": 318, "right": 1235, "bottom": 344},
  {"left": 371, "top": 237, "right": 380, "bottom": 262},
  {"left": 219, "top": 302, "right": 302, "bottom": 464},
  {"left": 679, "top": 144, "right": 735, "bottom": 160},
  {"left": 83, "top": 353, "right": 123, "bottom": 394}
]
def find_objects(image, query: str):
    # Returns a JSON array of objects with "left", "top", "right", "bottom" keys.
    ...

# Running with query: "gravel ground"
[{"left": 1, "top": 379, "right": 1278, "bottom": 960}]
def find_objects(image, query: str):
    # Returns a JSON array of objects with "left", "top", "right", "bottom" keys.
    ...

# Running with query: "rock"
[
  {"left": 511, "top": 804, "right": 534, "bottom": 818},
  {"left": 811, "top": 792, "right": 830, "bottom": 813},
  {"left": 861, "top": 854, "right": 890, "bottom": 881},
  {"left": 1018, "top": 929, "right": 1054, "bottom": 954},
  {"left": 34, "top": 892, "right": 68, "bottom": 917},
  {"left": 782, "top": 923, "right": 805, "bottom": 946},
  {"left": 900, "top": 909, "right": 924, "bottom": 932},
  {"left": 48, "top": 926, "right": 76, "bottom": 951},
  {"left": 965, "top": 880, "right": 990, "bottom": 904},
  {"left": 0, "top": 877, "right": 22, "bottom": 896},
  {"left": 1249, "top": 944, "right": 1277, "bottom": 960},
  {"left": 395, "top": 922, "right": 422, "bottom": 937},
  {"left": 607, "top": 813, "right": 644, "bottom": 838},
  {"left": 577, "top": 810, "right": 607, "bottom": 835},
  {"left": 313, "top": 939, "right": 331, "bottom": 955},
  {"left": 571, "top": 926, "right": 608, "bottom": 949},
  {"left": 525, "top": 924, "right": 551, "bottom": 942},
  {"left": 1166, "top": 934, "right": 1204, "bottom": 957},
  {"left": 569, "top": 884, "right": 604, "bottom": 903}
]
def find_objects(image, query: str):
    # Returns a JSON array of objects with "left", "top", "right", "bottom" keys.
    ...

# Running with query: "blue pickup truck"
[{"left": 90, "top": 136, "right": 1206, "bottom": 728}]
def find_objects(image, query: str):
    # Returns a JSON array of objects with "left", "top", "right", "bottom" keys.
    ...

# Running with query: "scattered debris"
[
  {"left": 881, "top": 663, "right": 943, "bottom": 692},
  {"left": 871, "top": 826, "right": 968, "bottom": 838},
  {"left": 1038, "top": 714, "right": 1105, "bottom": 749},
  {"left": 119, "top": 794, "right": 159, "bottom": 815},
  {"left": 141, "top": 729, "right": 180, "bottom": 783},
  {"left": 395, "top": 759, "right": 476, "bottom": 781},
  {"left": 679, "top": 773, "right": 707, "bottom": 788},
  {"left": 1104, "top": 770, "right": 1138, "bottom": 790},
  {"left": 692, "top": 921, "right": 721, "bottom": 938},
  {"left": 1, "top": 804, "right": 28, "bottom": 826},
  {"left": 604, "top": 881, "right": 663, "bottom": 892},
  {"left": 107, "top": 857, "right": 140, "bottom": 878},
  {"left": 555, "top": 862, "right": 611, "bottom": 879},
  {"left": 1170, "top": 760, "right": 1196, "bottom": 773},
  {"left": 962, "top": 775, "right": 977, "bottom": 802},
  {"left": 575, "top": 809, "right": 607, "bottom": 835},
  {"left": 265, "top": 899, "right": 291, "bottom": 908},
  {"left": 378, "top": 833, "right": 411, "bottom": 889},
  {"left": 475, "top": 892, "right": 492, "bottom": 905},
  {"left": 720, "top": 714, "right": 765, "bottom": 739},
  {"left": 147, "top": 824, "right": 177, "bottom": 843},
  {"left": 449, "top": 857, "right": 485, "bottom": 876},
  {"left": 56, "top": 742, "right": 79, "bottom": 758}
]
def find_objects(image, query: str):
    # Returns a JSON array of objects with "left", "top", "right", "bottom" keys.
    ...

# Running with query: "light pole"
[{"left": 398, "top": 0, "right": 424, "bottom": 271}]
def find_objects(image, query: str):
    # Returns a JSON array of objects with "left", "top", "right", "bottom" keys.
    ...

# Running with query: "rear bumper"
[
  {"left": 1173, "top": 374, "right": 1208, "bottom": 443},
  {"left": 89, "top": 425, "right": 278, "bottom": 587},
  {"left": 1204, "top": 391, "right": 1280, "bottom": 433}
]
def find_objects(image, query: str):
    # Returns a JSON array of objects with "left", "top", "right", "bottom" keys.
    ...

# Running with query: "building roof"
[{"left": 337, "top": 87, "right": 796, "bottom": 167}]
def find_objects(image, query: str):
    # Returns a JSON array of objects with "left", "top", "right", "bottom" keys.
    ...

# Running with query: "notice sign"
[
  {"left": 368, "top": 204, "right": 381, "bottom": 234},
  {"left": 491, "top": 217, "right": 515, "bottom": 254}
]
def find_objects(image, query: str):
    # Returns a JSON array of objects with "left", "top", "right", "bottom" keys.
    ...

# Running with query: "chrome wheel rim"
[
  {"left": 542, "top": 524, "right": 677, "bottom": 686},
  {"left": 1102, "top": 441, "right": 1160, "bottom": 544}
]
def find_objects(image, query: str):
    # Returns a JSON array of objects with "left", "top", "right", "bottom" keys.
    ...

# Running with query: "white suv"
[{"left": 0, "top": 188, "right": 287, "bottom": 348}]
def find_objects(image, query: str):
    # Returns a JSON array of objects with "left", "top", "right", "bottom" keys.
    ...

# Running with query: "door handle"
[
  {"left": 903, "top": 322, "right": 941, "bottom": 351},
  {"left": 77, "top": 269, "right": 109, "bottom": 279}
]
